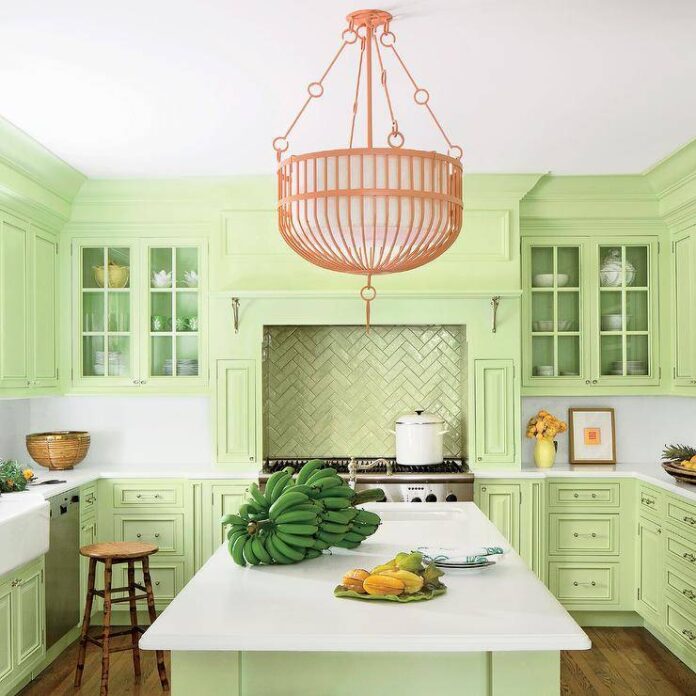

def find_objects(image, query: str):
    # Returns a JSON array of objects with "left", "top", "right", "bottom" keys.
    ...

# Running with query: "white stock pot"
[{"left": 393, "top": 410, "right": 448, "bottom": 466}]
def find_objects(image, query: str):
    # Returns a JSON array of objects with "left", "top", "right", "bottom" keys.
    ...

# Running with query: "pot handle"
[{"left": 439, "top": 429, "right": 449, "bottom": 435}]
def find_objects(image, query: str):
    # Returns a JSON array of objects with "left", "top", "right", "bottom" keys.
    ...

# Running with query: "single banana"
[
  {"left": 354, "top": 510, "right": 381, "bottom": 526},
  {"left": 269, "top": 491, "right": 309, "bottom": 518},
  {"left": 275, "top": 530, "right": 318, "bottom": 548},
  {"left": 242, "top": 537, "right": 260, "bottom": 565},
  {"left": 264, "top": 470, "right": 288, "bottom": 504},
  {"left": 321, "top": 509, "right": 353, "bottom": 525},
  {"left": 274, "top": 509, "right": 320, "bottom": 524},
  {"left": 320, "top": 497, "right": 351, "bottom": 510},
  {"left": 265, "top": 534, "right": 293, "bottom": 564},
  {"left": 270, "top": 474, "right": 293, "bottom": 503},
  {"left": 319, "top": 521, "right": 350, "bottom": 534},
  {"left": 306, "top": 468, "right": 338, "bottom": 485},
  {"left": 317, "top": 530, "right": 345, "bottom": 545},
  {"left": 275, "top": 523, "right": 319, "bottom": 536},
  {"left": 296, "top": 459, "right": 324, "bottom": 485},
  {"left": 229, "top": 534, "right": 248, "bottom": 566},
  {"left": 271, "top": 533, "right": 305, "bottom": 561},
  {"left": 304, "top": 548, "right": 322, "bottom": 559},
  {"left": 221, "top": 513, "right": 247, "bottom": 527},
  {"left": 247, "top": 482, "right": 269, "bottom": 510},
  {"left": 251, "top": 535, "right": 272, "bottom": 564},
  {"left": 316, "top": 486, "right": 353, "bottom": 500},
  {"left": 311, "top": 476, "right": 342, "bottom": 491}
]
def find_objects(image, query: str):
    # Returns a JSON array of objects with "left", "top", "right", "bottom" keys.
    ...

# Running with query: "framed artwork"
[{"left": 568, "top": 408, "right": 616, "bottom": 465}]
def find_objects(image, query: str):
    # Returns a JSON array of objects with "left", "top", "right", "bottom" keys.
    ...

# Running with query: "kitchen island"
[{"left": 141, "top": 502, "right": 589, "bottom": 695}]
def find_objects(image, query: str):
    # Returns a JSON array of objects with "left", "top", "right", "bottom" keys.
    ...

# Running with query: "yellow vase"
[{"left": 534, "top": 438, "right": 557, "bottom": 469}]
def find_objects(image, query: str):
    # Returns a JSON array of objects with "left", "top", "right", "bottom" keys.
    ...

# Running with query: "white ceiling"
[{"left": 1, "top": 0, "right": 695, "bottom": 178}]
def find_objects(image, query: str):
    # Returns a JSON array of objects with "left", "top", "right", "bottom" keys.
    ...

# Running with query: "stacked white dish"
[
  {"left": 93, "top": 351, "right": 125, "bottom": 376},
  {"left": 609, "top": 360, "right": 646, "bottom": 375},
  {"left": 532, "top": 273, "right": 569, "bottom": 288},
  {"left": 162, "top": 358, "right": 198, "bottom": 376}
]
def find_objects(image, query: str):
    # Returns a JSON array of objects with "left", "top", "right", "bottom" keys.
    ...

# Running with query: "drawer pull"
[
  {"left": 574, "top": 493, "right": 579, "bottom": 498},
  {"left": 683, "top": 553, "right": 696, "bottom": 563},
  {"left": 155, "top": 581, "right": 160, "bottom": 586},
  {"left": 573, "top": 581, "right": 597, "bottom": 587},
  {"left": 682, "top": 629, "right": 696, "bottom": 641},
  {"left": 591, "top": 493, "right": 597, "bottom": 498},
  {"left": 683, "top": 516, "right": 696, "bottom": 526},
  {"left": 682, "top": 589, "right": 696, "bottom": 600},
  {"left": 136, "top": 533, "right": 142, "bottom": 538},
  {"left": 641, "top": 497, "right": 655, "bottom": 506},
  {"left": 573, "top": 532, "right": 598, "bottom": 538},
  {"left": 136, "top": 493, "right": 163, "bottom": 500},
  {"left": 154, "top": 533, "right": 160, "bottom": 538}
]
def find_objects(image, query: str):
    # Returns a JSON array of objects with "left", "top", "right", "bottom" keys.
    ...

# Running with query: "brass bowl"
[
  {"left": 26, "top": 431, "right": 91, "bottom": 470},
  {"left": 94, "top": 264, "right": 129, "bottom": 288}
]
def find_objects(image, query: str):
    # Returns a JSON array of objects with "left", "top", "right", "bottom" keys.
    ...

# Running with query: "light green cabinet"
[
  {"left": 72, "top": 238, "right": 207, "bottom": 391},
  {"left": 475, "top": 482, "right": 521, "bottom": 552},
  {"left": 636, "top": 516, "right": 662, "bottom": 625},
  {"left": 198, "top": 481, "right": 251, "bottom": 568},
  {"left": 672, "top": 229, "right": 696, "bottom": 389},
  {"left": 0, "top": 557, "right": 45, "bottom": 695},
  {"left": 473, "top": 360, "right": 515, "bottom": 465},
  {"left": 522, "top": 237, "right": 660, "bottom": 391},
  {"left": 216, "top": 360, "right": 257, "bottom": 465}
]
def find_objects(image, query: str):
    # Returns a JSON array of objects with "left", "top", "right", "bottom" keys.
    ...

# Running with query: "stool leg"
[
  {"left": 127, "top": 560, "right": 142, "bottom": 678},
  {"left": 142, "top": 556, "right": 169, "bottom": 691},
  {"left": 74, "top": 557, "right": 97, "bottom": 687},
  {"left": 100, "top": 558, "right": 113, "bottom": 696}
]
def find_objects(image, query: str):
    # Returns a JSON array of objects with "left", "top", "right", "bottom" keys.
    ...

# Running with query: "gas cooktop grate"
[{"left": 262, "top": 457, "right": 468, "bottom": 475}]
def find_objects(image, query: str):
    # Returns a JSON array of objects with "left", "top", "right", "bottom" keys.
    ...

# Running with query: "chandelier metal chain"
[{"left": 273, "top": 9, "right": 464, "bottom": 331}]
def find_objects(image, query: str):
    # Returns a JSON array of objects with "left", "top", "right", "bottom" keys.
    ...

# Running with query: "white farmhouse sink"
[{"left": 0, "top": 492, "right": 50, "bottom": 577}]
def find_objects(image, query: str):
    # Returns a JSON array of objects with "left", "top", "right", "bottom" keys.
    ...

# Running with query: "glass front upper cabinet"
[
  {"left": 147, "top": 245, "right": 200, "bottom": 380},
  {"left": 523, "top": 236, "right": 659, "bottom": 389},
  {"left": 525, "top": 242, "right": 586, "bottom": 385},
  {"left": 79, "top": 245, "right": 137, "bottom": 384},
  {"left": 595, "top": 241, "right": 657, "bottom": 384}
]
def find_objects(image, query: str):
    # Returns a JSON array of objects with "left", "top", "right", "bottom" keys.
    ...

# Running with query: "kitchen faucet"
[{"left": 347, "top": 457, "right": 393, "bottom": 489}]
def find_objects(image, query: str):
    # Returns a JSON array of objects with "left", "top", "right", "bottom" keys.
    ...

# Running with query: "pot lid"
[{"left": 396, "top": 409, "right": 445, "bottom": 425}]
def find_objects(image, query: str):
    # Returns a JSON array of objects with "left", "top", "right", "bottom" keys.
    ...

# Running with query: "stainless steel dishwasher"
[{"left": 45, "top": 488, "right": 80, "bottom": 648}]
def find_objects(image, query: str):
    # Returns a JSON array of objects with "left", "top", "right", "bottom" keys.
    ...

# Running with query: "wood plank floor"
[{"left": 18, "top": 627, "right": 696, "bottom": 695}]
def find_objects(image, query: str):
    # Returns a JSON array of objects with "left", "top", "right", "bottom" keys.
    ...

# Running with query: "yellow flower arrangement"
[{"left": 526, "top": 409, "right": 567, "bottom": 441}]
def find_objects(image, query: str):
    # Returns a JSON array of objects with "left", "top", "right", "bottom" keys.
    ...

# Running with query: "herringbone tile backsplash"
[{"left": 263, "top": 325, "right": 466, "bottom": 457}]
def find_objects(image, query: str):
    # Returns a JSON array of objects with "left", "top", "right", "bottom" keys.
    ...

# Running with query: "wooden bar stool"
[{"left": 74, "top": 541, "right": 169, "bottom": 695}]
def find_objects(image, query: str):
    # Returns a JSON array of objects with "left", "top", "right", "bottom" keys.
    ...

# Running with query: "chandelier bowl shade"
[{"left": 278, "top": 147, "right": 463, "bottom": 275}]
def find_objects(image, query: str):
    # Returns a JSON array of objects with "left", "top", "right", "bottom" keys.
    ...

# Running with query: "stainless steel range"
[{"left": 260, "top": 457, "right": 474, "bottom": 503}]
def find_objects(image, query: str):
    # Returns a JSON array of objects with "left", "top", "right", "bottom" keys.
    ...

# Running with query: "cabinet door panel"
[
  {"left": 32, "top": 229, "right": 58, "bottom": 386},
  {"left": 200, "top": 482, "right": 250, "bottom": 567},
  {"left": 474, "top": 360, "right": 514, "bottom": 464},
  {"left": 674, "top": 233, "right": 695, "bottom": 386},
  {"left": 477, "top": 484, "right": 521, "bottom": 551},
  {"left": 637, "top": 517, "right": 662, "bottom": 623},
  {"left": 14, "top": 566, "right": 43, "bottom": 669},
  {"left": 0, "top": 583, "right": 12, "bottom": 683},
  {"left": 0, "top": 216, "right": 31, "bottom": 387},
  {"left": 217, "top": 360, "right": 256, "bottom": 464}
]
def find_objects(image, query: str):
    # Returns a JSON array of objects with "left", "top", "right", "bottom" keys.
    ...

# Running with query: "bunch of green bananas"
[{"left": 221, "top": 459, "right": 384, "bottom": 566}]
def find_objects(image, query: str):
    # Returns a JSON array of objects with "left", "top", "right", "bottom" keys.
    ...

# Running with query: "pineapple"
[{"left": 662, "top": 444, "right": 696, "bottom": 467}]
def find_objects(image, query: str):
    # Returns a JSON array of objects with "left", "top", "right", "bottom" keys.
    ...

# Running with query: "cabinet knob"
[
  {"left": 657, "top": 528, "right": 662, "bottom": 534},
  {"left": 249, "top": 456, "right": 255, "bottom": 462},
  {"left": 140, "top": 379, "right": 147, "bottom": 385},
  {"left": 155, "top": 581, "right": 160, "bottom": 586},
  {"left": 477, "top": 457, "right": 482, "bottom": 462},
  {"left": 132, "top": 379, "right": 139, "bottom": 385},
  {"left": 481, "top": 487, "right": 487, "bottom": 492},
  {"left": 592, "top": 379, "right": 598, "bottom": 384},
  {"left": 136, "top": 533, "right": 142, "bottom": 538},
  {"left": 585, "top": 380, "right": 591, "bottom": 385},
  {"left": 574, "top": 493, "right": 579, "bottom": 498},
  {"left": 591, "top": 493, "right": 597, "bottom": 498},
  {"left": 154, "top": 532, "right": 160, "bottom": 538}
]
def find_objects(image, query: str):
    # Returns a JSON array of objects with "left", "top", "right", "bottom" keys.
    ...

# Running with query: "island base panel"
[{"left": 171, "top": 650, "right": 560, "bottom": 696}]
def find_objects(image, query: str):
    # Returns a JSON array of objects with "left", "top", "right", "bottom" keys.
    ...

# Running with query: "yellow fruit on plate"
[
  {"left": 342, "top": 569, "right": 370, "bottom": 593},
  {"left": 378, "top": 569, "right": 424, "bottom": 594},
  {"left": 691, "top": 455, "right": 696, "bottom": 463},
  {"left": 363, "top": 574, "right": 405, "bottom": 596},
  {"left": 370, "top": 558, "right": 398, "bottom": 574}
]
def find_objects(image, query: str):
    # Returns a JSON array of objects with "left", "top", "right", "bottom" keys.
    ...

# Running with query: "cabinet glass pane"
[
  {"left": 557, "top": 292, "right": 579, "bottom": 332},
  {"left": 626, "top": 335, "right": 649, "bottom": 375},
  {"left": 151, "top": 336, "right": 173, "bottom": 376},
  {"left": 599, "top": 245, "right": 647, "bottom": 288},
  {"left": 176, "top": 247, "right": 199, "bottom": 288},
  {"left": 150, "top": 248, "right": 173, "bottom": 288},
  {"left": 626, "top": 246, "right": 649, "bottom": 287},
  {"left": 558, "top": 335, "right": 580, "bottom": 377},
  {"left": 625, "top": 290, "right": 648, "bottom": 331},
  {"left": 82, "top": 336, "right": 104, "bottom": 376},
  {"left": 101, "top": 248, "right": 130, "bottom": 289},
  {"left": 175, "top": 293, "right": 198, "bottom": 332},
  {"left": 82, "top": 293, "right": 104, "bottom": 333},
  {"left": 532, "top": 336, "right": 554, "bottom": 377},
  {"left": 600, "top": 335, "right": 623, "bottom": 376},
  {"left": 107, "top": 292, "right": 130, "bottom": 332},
  {"left": 82, "top": 247, "right": 105, "bottom": 289},
  {"left": 531, "top": 293, "right": 553, "bottom": 331},
  {"left": 556, "top": 247, "right": 580, "bottom": 287},
  {"left": 531, "top": 247, "right": 553, "bottom": 278},
  {"left": 107, "top": 336, "right": 129, "bottom": 376},
  {"left": 151, "top": 293, "right": 173, "bottom": 332},
  {"left": 599, "top": 291, "right": 624, "bottom": 332},
  {"left": 176, "top": 335, "right": 199, "bottom": 376}
]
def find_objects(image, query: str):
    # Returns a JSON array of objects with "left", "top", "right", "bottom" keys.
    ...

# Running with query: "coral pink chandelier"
[{"left": 273, "top": 9, "right": 463, "bottom": 328}]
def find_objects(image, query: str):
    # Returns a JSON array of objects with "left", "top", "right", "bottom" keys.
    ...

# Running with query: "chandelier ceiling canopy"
[{"left": 274, "top": 9, "right": 463, "bottom": 327}]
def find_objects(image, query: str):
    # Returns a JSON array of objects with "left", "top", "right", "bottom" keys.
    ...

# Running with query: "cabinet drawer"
[
  {"left": 548, "top": 483, "right": 619, "bottom": 508},
  {"left": 666, "top": 529, "right": 696, "bottom": 575},
  {"left": 113, "top": 483, "right": 183, "bottom": 508},
  {"left": 113, "top": 514, "right": 183, "bottom": 555},
  {"left": 81, "top": 485, "right": 97, "bottom": 518},
  {"left": 667, "top": 565, "right": 696, "bottom": 612},
  {"left": 549, "top": 514, "right": 619, "bottom": 555},
  {"left": 116, "top": 561, "right": 184, "bottom": 603},
  {"left": 665, "top": 599, "right": 696, "bottom": 655},
  {"left": 666, "top": 495, "right": 696, "bottom": 537},
  {"left": 639, "top": 485, "right": 663, "bottom": 518},
  {"left": 548, "top": 562, "right": 618, "bottom": 605}
]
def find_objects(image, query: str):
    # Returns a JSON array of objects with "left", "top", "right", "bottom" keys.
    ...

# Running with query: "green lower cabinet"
[
  {"left": 0, "top": 557, "right": 45, "bottom": 696},
  {"left": 198, "top": 481, "right": 252, "bottom": 569},
  {"left": 475, "top": 482, "right": 521, "bottom": 552},
  {"left": 636, "top": 516, "right": 663, "bottom": 625}
]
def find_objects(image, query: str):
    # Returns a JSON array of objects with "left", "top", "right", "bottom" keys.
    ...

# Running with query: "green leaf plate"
[{"left": 334, "top": 585, "right": 447, "bottom": 602}]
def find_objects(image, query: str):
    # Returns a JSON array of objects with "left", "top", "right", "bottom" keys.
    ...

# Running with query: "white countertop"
[
  {"left": 140, "top": 502, "right": 590, "bottom": 653},
  {"left": 475, "top": 461, "right": 696, "bottom": 502}
]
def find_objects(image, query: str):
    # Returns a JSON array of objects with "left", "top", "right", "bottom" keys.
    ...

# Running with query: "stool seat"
[
  {"left": 75, "top": 541, "right": 169, "bottom": 694},
  {"left": 80, "top": 541, "right": 159, "bottom": 560}
]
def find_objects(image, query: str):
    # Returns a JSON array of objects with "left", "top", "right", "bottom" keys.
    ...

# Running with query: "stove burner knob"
[
  {"left": 411, "top": 497, "right": 422, "bottom": 503},
  {"left": 425, "top": 494, "right": 437, "bottom": 503},
  {"left": 445, "top": 493, "right": 457, "bottom": 502}
]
